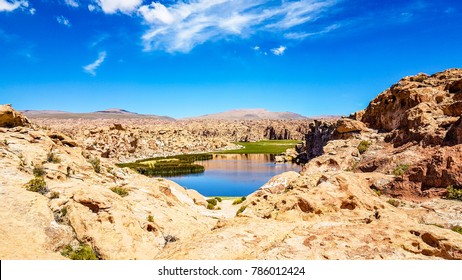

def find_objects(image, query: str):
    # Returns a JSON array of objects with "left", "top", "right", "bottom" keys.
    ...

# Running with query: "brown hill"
[
  {"left": 189, "top": 108, "right": 308, "bottom": 120},
  {"left": 22, "top": 108, "right": 174, "bottom": 121}
]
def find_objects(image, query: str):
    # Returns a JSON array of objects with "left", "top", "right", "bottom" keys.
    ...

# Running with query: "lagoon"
[{"left": 167, "top": 154, "right": 301, "bottom": 197}]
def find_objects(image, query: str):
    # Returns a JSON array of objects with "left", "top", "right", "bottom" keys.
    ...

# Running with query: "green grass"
[
  {"left": 218, "top": 140, "right": 299, "bottom": 154},
  {"left": 452, "top": 226, "right": 462, "bottom": 235},
  {"left": 232, "top": 196, "right": 247, "bottom": 205},
  {"left": 33, "top": 165, "right": 46, "bottom": 177},
  {"left": 236, "top": 205, "right": 247, "bottom": 216},
  {"left": 357, "top": 140, "right": 371, "bottom": 154},
  {"left": 446, "top": 185, "right": 462, "bottom": 201},
  {"left": 24, "top": 177, "right": 48, "bottom": 194},
  {"left": 110, "top": 187, "right": 129, "bottom": 197},
  {"left": 393, "top": 164, "right": 410, "bottom": 176},
  {"left": 61, "top": 244, "right": 98, "bottom": 260},
  {"left": 117, "top": 153, "right": 212, "bottom": 177},
  {"left": 88, "top": 158, "right": 101, "bottom": 173}
]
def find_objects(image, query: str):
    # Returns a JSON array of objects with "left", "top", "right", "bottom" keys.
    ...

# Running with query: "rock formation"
[
  {"left": 2, "top": 70, "right": 462, "bottom": 260},
  {"left": 29, "top": 118, "right": 308, "bottom": 161},
  {"left": 0, "top": 104, "right": 30, "bottom": 128}
]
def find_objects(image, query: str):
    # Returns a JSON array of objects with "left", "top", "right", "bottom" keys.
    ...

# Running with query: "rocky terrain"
[
  {"left": 29, "top": 118, "right": 308, "bottom": 162},
  {"left": 1, "top": 69, "right": 462, "bottom": 260}
]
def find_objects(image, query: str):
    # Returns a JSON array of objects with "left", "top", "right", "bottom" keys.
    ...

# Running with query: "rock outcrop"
[
  {"left": 361, "top": 69, "right": 462, "bottom": 146},
  {"left": 0, "top": 104, "right": 30, "bottom": 128}
]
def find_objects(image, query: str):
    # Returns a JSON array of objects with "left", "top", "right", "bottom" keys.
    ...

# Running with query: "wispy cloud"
[
  {"left": 56, "top": 15, "right": 72, "bottom": 27},
  {"left": 83, "top": 51, "right": 107, "bottom": 76},
  {"left": 285, "top": 23, "right": 341, "bottom": 40},
  {"left": 64, "top": 0, "right": 79, "bottom": 8},
  {"left": 95, "top": 0, "right": 142, "bottom": 14},
  {"left": 271, "top": 45, "right": 286, "bottom": 56},
  {"left": 138, "top": 0, "right": 337, "bottom": 53},
  {"left": 0, "top": 0, "right": 28, "bottom": 12}
]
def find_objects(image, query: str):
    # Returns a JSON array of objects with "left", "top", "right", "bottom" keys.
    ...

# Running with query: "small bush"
[
  {"left": 452, "top": 226, "right": 462, "bottom": 235},
  {"left": 110, "top": 187, "right": 129, "bottom": 197},
  {"left": 232, "top": 196, "right": 247, "bottom": 205},
  {"left": 236, "top": 206, "right": 247, "bottom": 216},
  {"left": 446, "top": 185, "right": 462, "bottom": 201},
  {"left": 24, "top": 177, "right": 48, "bottom": 194},
  {"left": 33, "top": 165, "right": 46, "bottom": 177},
  {"left": 393, "top": 164, "right": 410, "bottom": 176},
  {"left": 206, "top": 198, "right": 217, "bottom": 206},
  {"left": 47, "top": 151, "right": 61, "bottom": 163},
  {"left": 50, "top": 191, "right": 60, "bottom": 199},
  {"left": 164, "top": 235, "right": 178, "bottom": 244},
  {"left": 147, "top": 215, "right": 154, "bottom": 223},
  {"left": 207, "top": 203, "right": 215, "bottom": 210},
  {"left": 373, "top": 189, "right": 382, "bottom": 196},
  {"left": 215, "top": 197, "right": 223, "bottom": 202},
  {"left": 357, "top": 140, "right": 371, "bottom": 154},
  {"left": 387, "top": 199, "right": 400, "bottom": 207},
  {"left": 88, "top": 158, "right": 101, "bottom": 173},
  {"left": 61, "top": 244, "right": 98, "bottom": 260}
]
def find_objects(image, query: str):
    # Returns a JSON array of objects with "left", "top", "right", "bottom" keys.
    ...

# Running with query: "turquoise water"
[{"left": 167, "top": 154, "right": 301, "bottom": 196}]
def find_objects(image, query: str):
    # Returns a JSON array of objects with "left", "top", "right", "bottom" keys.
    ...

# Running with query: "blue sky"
[{"left": 0, "top": 0, "right": 461, "bottom": 118}]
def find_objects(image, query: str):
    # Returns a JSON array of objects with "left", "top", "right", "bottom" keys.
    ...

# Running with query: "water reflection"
[{"left": 168, "top": 154, "right": 301, "bottom": 197}]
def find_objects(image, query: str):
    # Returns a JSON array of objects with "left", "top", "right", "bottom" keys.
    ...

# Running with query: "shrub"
[
  {"left": 24, "top": 177, "right": 48, "bottom": 194},
  {"left": 61, "top": 244, "right": 98, "bottom": 260},
  {"left": 387, "top": 199, "right": 400, "bottom": 207},
  {"left": 47, "top": 151, "right": 61, "bottom": 163},
  {"left": 164, "top": 235, "right": 178, "bottom": 244},
  {"left": 232, "top": 196, "right": 247, "bottom": 205},
  {"left": 33, "top": 165, "right": 46, "bottom": 177},
  {"left": 207, "top": 203, "right": 215, "bottom": 210},
  {"left": 110, "top": 187, "right": 129, "bottom": 197},
  {"left": 357, "top": 140, "right": 371, "bottom": 154},
  {"left": 236, "top": 206, "right": 247, "bottom": 216},
  {"left": 393, "top": 164, "right": 409, "bottom": 176},
  {"left": 452, "top": 226, "right": 462, "bottom": 235},
  {"left": 206, "top": 198, "right": 217, "bottom": 206},
  {"left": 446, "top": 185, "right": 462, "bottom": 201},
  {"left": 372, "top": 189, "right": 382, "bottom": 196},
  {"left": 88, "top": 158, "right": 101, "bottom": 173},
  {"left": 147, "top": 215, "right": 154, "bottom": 223},
  {"left": 215, "top": 197, "right": 223, "bottom": 202},
  {"left": 50, "top": 191, "right": 60, "bottom": 199}
]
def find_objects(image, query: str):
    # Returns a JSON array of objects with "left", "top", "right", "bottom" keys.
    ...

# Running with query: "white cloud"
[
  {"left": 88, "top": 4, "right": 96, "bottom": 12},
  {"left": 83, "top": 51, "right": 107, "bottom": 76},
  {"left": 96, "top": 0, "right": 142, "bottom": 14},
  {"left": 253, "top": 46, "right": 260, "bottom": 51},
  {"left": 29, "top": 7, "right": 34, "bottom": 14},
  {"left": 285, "top": 23, "right": 340, "bottom": 39},
  {"left": 64, "top": 0, "right": 79, "bottom": 8},
  {"left": 271, "top": 45, "right": 286, "bottom": 56},
  {"left": 0, "top": 0, "right": 28, "bottom": 12},
  {"left": 56, "top": 15, "right": 72, "bottom": 27},
  {"left": 138, "top": 0, "right": 337, "bottom": 53}
]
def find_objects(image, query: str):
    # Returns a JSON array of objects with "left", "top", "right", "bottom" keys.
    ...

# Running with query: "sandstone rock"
[
  {"left": 336, "top": 118, "right": 366, "bottom": 134},
  {"left": 0, "top": 104, "right": 30, "bottom": 128},
  {"left": 361, "top": 69, "right": 462, "bottom": 146}
]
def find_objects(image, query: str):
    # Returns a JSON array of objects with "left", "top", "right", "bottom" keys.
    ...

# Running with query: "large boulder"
[
  {"left": 0, "top": 104, "right": 31, "bottom": 128},
  {"left": 360, "top": 69, "right": 462, "bottom": 146}
]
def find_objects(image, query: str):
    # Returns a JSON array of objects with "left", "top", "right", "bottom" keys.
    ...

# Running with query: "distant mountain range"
[
  {"left": 188, "top": 108, "right": 308, "bottom": 120},
  {"left": 22, "top": 108, "right": 336, "bottom": 121},
  {"left": 21, "top": 108, "right": 174, "bottom": 120}
]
